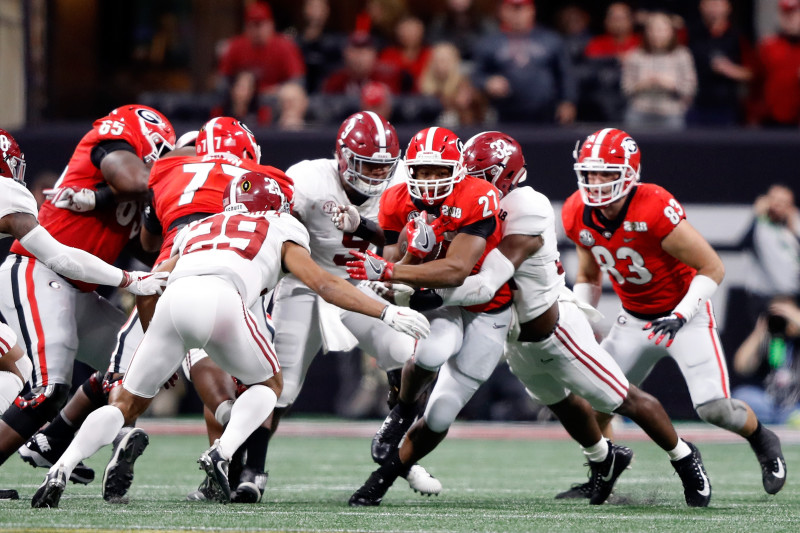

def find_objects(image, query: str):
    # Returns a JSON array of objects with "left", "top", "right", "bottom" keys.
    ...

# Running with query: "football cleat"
[
  {"left": 403, "top": 464, "right": 441, "bottom": 496},
  {"left": 554, "top": 481, "right": 592, "bottom": 500},
  {"left": 186, "top": 476, "right": 226, "bottom": 502},
  {"left": 198, "top": 440, "right": 231, "bottom": 503},
  {"left": 671, "top": 440, "right": 711, "bottom": 507},
  {"left": 19, "top": 433, "right": 95, "bottom": 484},
  {"left": 587, "top": 442, "right": 633, "bottom": 505},
  {"left": 231, "top": 467, "right": 268, "bottom": 503},
  {"left": 748, "top": 426, "right": 786, "bottom": 495},
  {"left": 0, "top": 489, "right": 19, "bottom": 500},
  {"left": 348, "top": 469, "right": 392, "bottom": 507},
  {"left": 31, "top": 466, "right": 67, "bottom": 508},
  {"left": 371, "top": 405, "right": 415, "bottom": 464},
  {"left": 102, "top": 427, "right": 149, "bottom": 503}
]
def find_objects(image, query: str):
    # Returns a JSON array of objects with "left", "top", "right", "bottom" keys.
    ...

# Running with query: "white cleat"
[{"left": 405, "top": 464, "right": 442, "bottom": 496}]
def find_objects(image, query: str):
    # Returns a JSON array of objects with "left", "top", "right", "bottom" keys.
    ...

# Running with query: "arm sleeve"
[
  {"left": 436, "top": 248, "right": 515, "bottom": 306},
  {"left": 18, "top": 225, "right": 124, "bottom": 287}
]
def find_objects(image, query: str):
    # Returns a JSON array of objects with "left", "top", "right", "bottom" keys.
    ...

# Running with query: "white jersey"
[
  {"left": 286, "top": 158, "right": 405, "bottom": 276},
  {"left": 171, "top": 210, "right": 310, "bottom": 308},
  {"left": 0, "top": 179, "right": 38, "bottom": 239},
  {"left": 502, "top": 186, "right": 564, "bottom": 322}
]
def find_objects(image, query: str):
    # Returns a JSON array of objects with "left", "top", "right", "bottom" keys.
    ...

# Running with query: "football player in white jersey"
[
  {"left": 383, "top": 132, "right": 713, "bottom": 507},
  {"left": 31, "top": 171, "right": 430, "bottom": 508},
  {"left": 265, "top": 111, "right": 442, "bottom": 495}
]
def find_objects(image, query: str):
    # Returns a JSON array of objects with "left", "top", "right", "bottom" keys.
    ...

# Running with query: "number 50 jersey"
[{"left": 561, "top": 183, "right": 695, "bottom": 316}]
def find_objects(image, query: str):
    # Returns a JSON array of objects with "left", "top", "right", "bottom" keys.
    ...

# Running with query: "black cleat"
[
  {"left": 198, "top": 440, "right": 231, "bottom": 503},
  {"left": 186, "top": 476, "right": 223, "bottom": 502},
  {"left": 671, "top": 441, "right": 711, "bottom": 507},
  {"left": 749, "top": 426, "right": 786, "bottom": 495},
  {"left": 0, "top": 489, "right": 19, "bottom": 500},
  {"left": 19, "top": 433, "right": 95, "bottom": 485},
  {"left": 349, "top": 470, "right": 392, "bottom": 507},
  {"left": 102, "top": 428, "right": 149, "bottom": 503},
  {"left": 231, "top": 467, "right": 268, "bottom": 504},
  {"left": 555, "top": 481, "right": 592, "bottom": 500},
  {"left": 371, "top": 405, "right": 415, "bottom": 464},
  {"left": 31, "top": 466, "right": 67, "bottom": 508},
  {"left": 588, "top": 443, "right": 633, "bottom": 505}
]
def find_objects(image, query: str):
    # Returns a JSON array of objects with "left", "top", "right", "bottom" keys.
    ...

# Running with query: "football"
[{"left": 397, "top": 213, "right": 449, "bottom": 263}]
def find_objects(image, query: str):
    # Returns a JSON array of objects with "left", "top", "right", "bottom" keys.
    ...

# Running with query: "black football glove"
[{"left": 643, "top": 313, "right": 686, "bottom": 347}]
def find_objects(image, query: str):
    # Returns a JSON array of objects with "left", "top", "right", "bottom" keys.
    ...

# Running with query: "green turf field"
[{"left": 1, "top": 421, "right": 798, "bottom": 532}]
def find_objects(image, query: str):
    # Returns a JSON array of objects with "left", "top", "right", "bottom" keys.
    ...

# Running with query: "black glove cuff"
[
  {"left": 409, "top": 289, "right": 443, "bottom": 312},
  {"left": 353, "top": 217, "right": 379, "bottom": 241}
]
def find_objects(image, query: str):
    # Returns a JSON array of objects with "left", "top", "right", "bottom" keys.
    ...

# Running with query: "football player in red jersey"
[
  {"left": 345, "top": 126, "right": 514, "bottom": 506},
  {"left": 561, "top": 128, "right": 786, "bottom": 497},
  {"left": 0, "top": 107, "right": 174, "bottom": 481},
  {"left": 433, "top": 131, "right": 712, "bottom": 506}
]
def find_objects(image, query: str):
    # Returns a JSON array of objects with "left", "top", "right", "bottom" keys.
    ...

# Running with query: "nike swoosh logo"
[
  {"left": 366, "top": 257, "right": 382, "bottom": 276},
  {"left": 418, "top": 229, "right": 430, "bottom": 250},
  {"left": 773, "top": 459, "right": 786, "bottom": 479},
  {"left": 492, "top": 323, "right": 506, "bottom": 329},
  {"left": 623, "top": 238, "right": 634, "bottom": 242},
  {"left": 601, "top": 453, "right": 617, "bottom": 482},
  {"left": 540, "top": 358, "right": 554, "bottom": 363},
  {"left": 697, "top": 468, "right": 711, "bottom": 496}
]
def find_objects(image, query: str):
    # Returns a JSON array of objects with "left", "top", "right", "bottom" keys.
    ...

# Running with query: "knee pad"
[
  {"left": 80, "top": 371, "right": 110, "bottom": 407},
  {"left": 696, "top": 398, "right": 749, "bottom": 432},
  {"left": 2, "top": 383, "right": 70, "bottom": 438}
]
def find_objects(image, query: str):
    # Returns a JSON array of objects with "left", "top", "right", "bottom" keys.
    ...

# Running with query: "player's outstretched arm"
[
  {"left": 573, "top": 246, "right": 603, "bottom": 307},
  {"left": 283, "top": 241, "right": 429, "bottom": 339},
  {"left": 3, "top": 212, "right": 167, "bottom": 295}
]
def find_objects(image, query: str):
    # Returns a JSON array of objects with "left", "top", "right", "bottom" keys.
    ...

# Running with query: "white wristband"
[
  {"left": 671, "top": 274, "right": 718, "bottom": 323},
  {"left": 573, "top": 282, "right": 601, "bottom": 308}
]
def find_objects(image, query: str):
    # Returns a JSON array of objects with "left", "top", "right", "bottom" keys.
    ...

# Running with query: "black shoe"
[
  {"left": 31, "top": 466, "right": 67, "bottom": 508},
  {"left": 0, "top": 489, "right": 19, "bottom": 500},
  {"left": 671, "top": 441, "right": 711, "bottom": 507},
  {"left": 198, "top": 440, "right": 231, "bottom": 503},
  {"left": 748, "top": 426, "right": 786, "bottom": 495},
  {"left": 348, "top": 470, "right": 393, "bottom": 507},
  {"left": 555, "top": 481, "right": 592, "bottom": 500},
  {"left": 231, "top": 467, "right": 268, "bottom": 503},
  {"left": 102, "top": 428, "right": 149, "bottom": 503},
  {"left": 186, "top": 476, "right": 224, "bottom": 502},
  {"left": 588, "top": 443, "right": 633, "bottom": 505},
  {"left": 371, "top": 405, "right": 414, "bottom": 464},
  {"left": 19, "top": 433, "right": 95, "bottom": 485}
]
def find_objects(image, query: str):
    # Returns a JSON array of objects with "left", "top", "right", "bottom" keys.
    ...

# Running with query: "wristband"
[
  {"left": 354, "top": 217, "right": 379, "bottom": 241},
  {"left": 94, "top": 186, "right": 115, "bottom": 210}
]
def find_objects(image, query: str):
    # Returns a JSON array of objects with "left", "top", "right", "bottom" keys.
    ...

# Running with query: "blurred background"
[{"left": 2, "top": 0, "right": 799, "bottom": 425}]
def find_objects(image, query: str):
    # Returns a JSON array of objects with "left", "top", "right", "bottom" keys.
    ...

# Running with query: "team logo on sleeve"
[
  {"left": 406, "top": 210, "right": 421, "bottom": 222},
  {"left": 579, "top": 229, "right": 595, "bottom": 246}
]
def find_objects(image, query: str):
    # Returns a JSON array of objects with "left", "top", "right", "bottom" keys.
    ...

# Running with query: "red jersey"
[
  {"left": 11, "top": 113, "right": 153, "bottom": 292},
  {"left": 149, "top": 155, "right": 291, "bottom": 264},
  {"left": 379, "top": 177, "right": 512, "bottom": 313},
  {"left": 584, "top": 34, "right": 641, "bottom": 58},
  {"left": 562, "top": 183, "right": 695, "bottom": 316},
  {"left": 218, "top": 35, "right": 305, "bottom": 92},
  {"left": 756, "top": 35, "right": 800, "bottom": 124}
]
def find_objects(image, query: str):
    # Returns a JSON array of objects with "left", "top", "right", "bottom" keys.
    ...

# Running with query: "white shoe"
[{"left": 405, "top": 464, "right": 442, "bottom": 496}]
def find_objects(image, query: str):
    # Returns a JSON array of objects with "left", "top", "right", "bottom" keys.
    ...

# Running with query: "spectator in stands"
[
  {"left": 555, "top": 3, "right": 593, "bottom": 67},
  {"left": 360, "top": 81, "right": 394, "bottom": 120},
  {"left": 356, "top": 0, "right": 408, "bottom": 51},
  {"left": 741, "top": 184, "right": 800, "bottom": 319},
  {"left": 733, "top": 296, "right": 800, "bottom": 425},
  {"left": 471, "top": 0, "right": 577, "bottom": 125},
  {"left": 379, "top": 15, "right": 431, "bottom": 92},
  {"left": 578, "top": 1, "right": 641, "bottom": 122},
  {"left": 687, "top": 0, "right": 753, "bottom": 127},
  {"left": 322, "top": 31, "right": 406, "bottom": 96},
  {"left": 295, "top": 0, "right": 345, "bottom": 95},
  {"left": 428, "top": 0, "right": 497, "bottom": 64},
  {"left": 419, "top": 42, "right": 487, "bottom": 127},
  {"left": 216, "top": 2, "right": 307, "bottom": 125},
  {"left": 621, "top": 11, "right": 697, "bottom": 130},
  {"left": 750, "top": 0, "right": 800, "bottom": 127}
]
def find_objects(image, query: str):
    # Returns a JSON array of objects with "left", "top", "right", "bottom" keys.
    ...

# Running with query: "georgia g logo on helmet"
[{"left": 620, "top": 137, "right": 638, "bottom": 156}]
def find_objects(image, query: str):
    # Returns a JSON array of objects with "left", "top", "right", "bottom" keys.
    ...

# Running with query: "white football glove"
[
  {"left": 120, "top": 271, "right": 169, "bottom": 296},
  {"left": 380, "top": 304, "right": 430, "bottom": 339},
  {"left": 365, "top": 281, "right": 414, "bottom": 307},
  {"left": 331, "top": 204, "right": 360, "bottom": 233},
  {"left": 45, "top": 187, "right": 97, "bottom": 212}
]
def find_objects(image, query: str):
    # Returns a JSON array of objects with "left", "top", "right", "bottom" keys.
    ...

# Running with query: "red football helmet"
[
  {"left": 573, "top": 128, "right": 641, "bottom": 207},
  {"left": 108, "top": 105, "right": 176, "bottom": 164},
  {"left": 335, "top": 111, "right": 400, "bottom": 196},
  {"left": 405, "top": 126, "right": 464, "bottom": 204},
  {"left": 197, "top": 117, "right": 261, "bottom": 164},
  {"left": 223, "top": 171, "right": 291, "bottom": 214},
  {"left": 461, "top": 131, "right": 526, "bottom": 198},
  {"left": 0, "top": 129, "right": 26, "bottom": 184}
]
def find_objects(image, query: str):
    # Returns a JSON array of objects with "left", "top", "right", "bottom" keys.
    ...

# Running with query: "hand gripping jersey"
[
  {"left": 171, "top": 210, "right": 310, "bottom": 309},
  {"left": 149, "top": 154, "right": 289, "bottom": 264},
  {"left": 0, "top": 179, "right": 38, "bottom": 238},
  {"left": 562, "top": 183, "right": 695, "bottom": 316},
  {"left": 286, "top": 158, "right": 404, "bottom": 276},
  {"left": 500, "top": 186, "right": 564, "bottom": 322},
  {"left": 379, "top": 176, "right": 512, "bottom": 313},
  {"left": 10, "top": 114, "right": 153, "bottom": 291}
]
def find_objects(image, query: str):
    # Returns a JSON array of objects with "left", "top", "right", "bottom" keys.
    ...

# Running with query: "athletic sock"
[
  {"left": 58, "top": 405, "right": 124, "bottom": 479},
  {"left": 583, "top": 438, "right": 609, "bottom": 463},
  {"left": 667, "top": 438, "right": 692, "bottom": 461},
  {"left": 218, "top": 385, "right": 277, "bottom": 460},
  {"left": 243, "top": 426, "right": 271, "bottom": 470}
]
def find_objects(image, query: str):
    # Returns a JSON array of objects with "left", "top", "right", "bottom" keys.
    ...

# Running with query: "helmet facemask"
[
  {"left": 574, "top": 161, "right": 638, "bottom": 207},
  {"left": 406, "top": 160, "right": 463, "bottom": 204},
  {"left": 338, "top": 145, "right": 398, "bottom": 196}
]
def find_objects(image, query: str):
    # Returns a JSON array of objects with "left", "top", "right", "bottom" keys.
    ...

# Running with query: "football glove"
[
  {"left": 45, "top": 187, "right": 97, "bottom": 212},
  {"left": 331, "top": 204, "right": 360, "bottom": 233},
  {"left": 346, "top": 250, "right": 394, "bottom": 281},
  {"left": 363, "top": 281, "right": 414, "bottom": 307},
  {"left": 120, "top": 271, "right": 169, "bottom": 296},
  {"left": 643, "top": 313, "right": 686, "bottom": 347},
  {"left": 380, "top": 304, "right": 430, "bottom": 339},
  {"left": 404, "top": 216, "right": 441, "bottom": 259}
]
